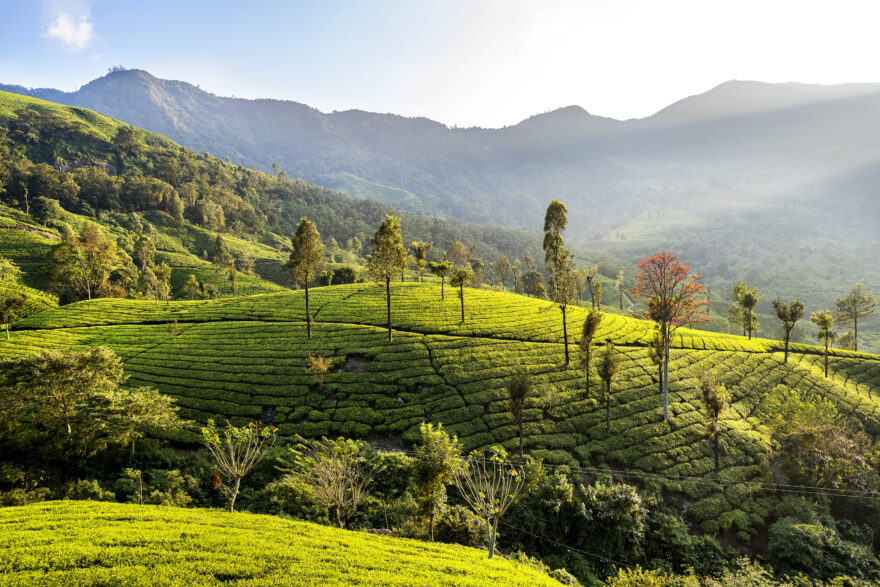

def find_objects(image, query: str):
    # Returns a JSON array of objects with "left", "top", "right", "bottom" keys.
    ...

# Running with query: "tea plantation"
[
  {"left": 0, "top": 500, "right": 563, "bottom": 586},
  {"left": 4, "top": 282, "right": 880, "bottom": 539}
]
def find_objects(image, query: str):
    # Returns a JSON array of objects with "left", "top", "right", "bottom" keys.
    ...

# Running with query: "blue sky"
[{"left": 3, "top": 0, "right": 880, "bottom": 127}]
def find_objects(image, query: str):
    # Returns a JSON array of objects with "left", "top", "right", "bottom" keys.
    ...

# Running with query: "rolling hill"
[
  {"left": 0, "top": 501, "right": 563, "bottom": 586},
  {"left": 3, "top": 282, "right": 878, "bottom": 542},
  {"left": 6, "top": 70, "right": 880, "bottom": 346}
]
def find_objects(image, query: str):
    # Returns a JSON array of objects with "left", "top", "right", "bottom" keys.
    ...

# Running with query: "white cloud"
[{"left": 45, "top": 11, "right": 93, "bottom": 51}]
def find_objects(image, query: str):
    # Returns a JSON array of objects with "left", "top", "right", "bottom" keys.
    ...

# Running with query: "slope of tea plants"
[
  {"left": 0, "top": 501, "right": 562, "bottom": 586},
  {"left": 4, "top": 283, "right": 880, "bottom": 540}
]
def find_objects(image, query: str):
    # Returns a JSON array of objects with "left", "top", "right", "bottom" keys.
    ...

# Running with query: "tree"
[
  {"left": 512, "top": 259, "right": 523, "bottom": 294},
  {"left": 140, "top": 266, "right": 159, "bottom": 303},
  {"left": 647, "top": 327, "right": 665, "bottom": 397},
  {"left": 811, "top": 310, "right": 835, "bottom": 377},
  {"left": 226, "top": 261, "right": 237, "bottom": 297},
  {"left": 285, "top": 436, "right": 373, "bottom": 528},
  {"left": 211, "top": 235, "right": 232, "bottom": 267},
  {"left": 409, "top": 241, "right": 432, "bottom": 282},
  {"left": 698, "top": 369, "right": 729, "bottom": 474},
  {"left": 327, "top": 238, "right": 341, "bottom": 263},
  {"left": 615, "top": 271, "right": 625, "bottom": 310},
  {"left": 579, "top": 310, "right": 602, "bottom": 395},
  {"left": 154, "top": 263, "right": 172, "bottom": 306},
  {"left": 0, "top": 347, "right": 181, "bottom": 456},
  {"left": 597, "top": 341, "right": 620, "bottom": 435},
  {"left": 522, "top": 250, "right": 536, "bottom": 273},
  {"left": 594, "top": 281, "right": 603, "bottom": 308},
  {"left": 445, "top": 239, "right": 468, "bottom": 267},
  {"left": 834, "top": 284, "right": 875, "bottom": 352},
  {"left": 201, "top": 419, "right": 276, "bottom": 513},
  {"left": 412, "top": 423, "right": 463, "bottom": 541},
  {"left": 543, "top": 199, "right": 576, "bottom": 365},
  {"left": 454, "top": 447, "right": 524, "bottom": 559},
  {"left": 450, "top": 266, "right": 473, "bottom": 323},
  {"left": 47, "top": 222, "right": 121, "bottom": 300},
  {"left": 288, "top": 218, "right": 324, "bottom": 340},
  {"left": 0, "top": 295, "right": 25, "bottom": 341},
  {"left": 496, "top": 255, "right": 511, "bottom": 290},
  {"left": 367, "top": 216, "right": 407, "bottom": 342},
  {"left": 522, "top": 270, "right": 545, "bottom": 297},
  {"left": 428, "top": 261, "right": 453, "bottom": 300},
  {"left": 630, "top": 251, "right": 707, "bottom": 422},
  {"left": 132, "top": 235, "right": 155, "bottom": 270},
  {"left": 306, "top": 353, "right": 333, "bottom": 388},
  {"left": 534, "top": 282, "right": 546, "bottom": 300},
  {"left": 773, "top": 298, "right": 804, "bottom": 364},
  {"left": 183, "top": 274, "right": 200, "bottom": 300},
  {"left": 583, "top": 267, "right": 598, "bottom": 309},
  {"left": 730, "top": 282, "right": 761, "bottom": 339},
  {"left": 507, "top": 370, "right": 533, "bottom": 458}
]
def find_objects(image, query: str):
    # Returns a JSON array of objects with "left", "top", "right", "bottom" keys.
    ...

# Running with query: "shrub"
[
  {"left": 435, "top": 504, "right": 484, "bottom": 547},
  {"left": 63, "top": 479, "right": 115, "bottom": 502}
]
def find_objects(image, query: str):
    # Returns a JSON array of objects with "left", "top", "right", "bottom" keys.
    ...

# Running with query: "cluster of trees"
[{"left": 728, "top": 280, "right": 876, "bottom": 364}]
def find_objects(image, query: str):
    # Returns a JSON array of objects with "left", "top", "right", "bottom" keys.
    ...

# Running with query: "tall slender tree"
[
  {"left": 409, "top": 241, "right": 432, "bottom": 282},
  {"left": 412, "top": 423, "right": 462, "bottom": 542},
  {"left": 578, "top": 310, "right": 602, "bottom": 395},
  {"left": 1, "top": 295, "right": 25, "bottom": 341},
  {"left": 542, "top": 199, "right": 576, "bottom": 365},
  {"left": 288, "top": 218, "right": 325, "bottom": 340},
  {"left": 647, "top": 327, "right": 665, "bottom": 396},
  {"left": 154, "top": 263, "right": 172, "bottom": 306},
  {"left": 583, "top": 267, "right": 598, "bottom": 309},
  {"left": 773, "top": 298, "right": 804, "bottom": 364},
  {"left": 811, "top": 310, "right": 835, "bottom": 377},
  {"left": 507, "top": 370, "right": 533, "bottom": 458},
  {"left": 367, "top": 215, "right": 408, "bottom": 342},
  {"left": 450, "top": 266, "right": 473, "bottom": 323},
  {"left": 630, "top": 251, "right": 707, "bottom": 422},
  {"left": 597, "top": 340, "right": 620, "bottom": 435},
  {"left": 834, "top": 284, "right": 875, "bottom": 353},
  {"left": 615, "top": 270, "right": 625, "bottom": 310},
  {"left": 428, "top": 261, "right": 452, "bottom": 300},
  {"left": 496, "top": 255, "right": 511, "bottom": 291},
  {"left": 698, "top": 369, "right": 729, "bottom": 475}
]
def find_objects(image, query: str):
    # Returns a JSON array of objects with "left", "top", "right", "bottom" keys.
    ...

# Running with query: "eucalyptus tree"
[
  {"left": 288, "top": 218, "right": 324, "bottom": 339},
  {"left": 773, "top": 298, "right": 804, "bottom": 363},
  {"left": 834, "top": 284, "right": 875, "bottom": 352},
  {"left": 578, "top": 310, "right": 602, "bottom": 395},
  {"left": 543, "top": 199, "right": 576, "bottom": 365},
  {"left": 367, "top": 215, "right": 408, "bottom": 342},
  {"left": 428, "top": 260, "right": 453, "bottom": 300},
  {"left": 811, "top": 310, "right": 835, "bottom": 376},
  {"left": 409, "top": 241, "right": 432, "bottom": 282}
]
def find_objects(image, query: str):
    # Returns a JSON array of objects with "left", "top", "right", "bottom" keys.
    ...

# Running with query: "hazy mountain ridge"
[{"left": 5, "top": 71, "right": 880, "bottom": 343}]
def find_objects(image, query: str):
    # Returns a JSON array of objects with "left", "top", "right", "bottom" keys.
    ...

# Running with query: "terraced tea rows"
[
  {"left": 4, "top": 282, "right": 880, "bottom": 535},
  {"left": 0, "top": 501, "right": 562, "bottom": 586}
]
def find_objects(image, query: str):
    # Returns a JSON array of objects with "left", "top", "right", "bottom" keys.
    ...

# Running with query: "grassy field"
[
  {"left": 4, "top": 282, "right": 880, "bottom": 540},
  {"left": 0, "top": 500, "right": 562, "bottom": 586}
]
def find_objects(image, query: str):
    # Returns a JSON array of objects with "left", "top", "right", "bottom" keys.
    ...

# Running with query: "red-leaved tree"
[{"left": 630, "top": 251, "right": 707, "bottom": 422}]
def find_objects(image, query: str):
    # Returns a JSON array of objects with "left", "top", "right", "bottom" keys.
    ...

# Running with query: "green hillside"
[
  {"left": 5, "top": 283, "right": 879, "bottom": 542},
  {"left": 0, "top": 501, "right": 562, "bottom": 586}
]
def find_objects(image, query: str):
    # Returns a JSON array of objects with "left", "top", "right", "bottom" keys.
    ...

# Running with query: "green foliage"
[
  {"left": 411, "top": 422, "right": 463, "bottom": 541},
  {"left": 0, "top": 346, "right": 182, "bottom": 457},
  {"left": 768, "top": 517, "right": 880, "bottom": 581}
]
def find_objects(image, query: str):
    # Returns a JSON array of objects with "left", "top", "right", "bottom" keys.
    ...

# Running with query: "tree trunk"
[
  {"left": 747, "top": 309, "right": 752, "bottom": 340},
  {"left": 824, "top": 339, "right": 829, "bottom": 377},
  {"left": 519, "top": 420, "right": 524, "bottom": 458},
  {"left": 305, "top": 283, "right": 312, "bottom": 339},
  {"left": 854, "top": 317, "right": 859, "bottom": 352},
  {"left": 588, "top": 280, "right": 595, "bottom": 309},
  {"left": 619, "top": 290, "right": 623, "bottom": 311},
  {"left": 459, "top": 284, "right": 465, "bottom": 322},
  {"left": 783, "top": 330, "right": 789, "bottom": 363},
  {"left": 441, "top": 276, "right": 445, "bottom": 300},
  {"left": 585, "top": 359, "right": 591, "bottom": 395},
  {"left": 430, "top": 512, "right": 435, "bottom": 542},
  {"left": 229, "top": 477, "right": 241, "bottom": 512},
  {"left": 486, "top": 518, "right": 495, "bottom": 559},
  {"left": 561, "top": 305, "right": 569, "bottom": 365},
  {"left": 662, "top": 326, "right": 670, "bottom": 422},
  {"left": 5, "top": 322, "right": 8, "bottom": 341},
  {"left": 606, "top": 396, "right": 611, "bottom": 435},
  {"left": 713, "top": 438, "right": 720, "bottom": 474},
  {"left": 386, "top": 277, "right": 393, "bottom": 342}
]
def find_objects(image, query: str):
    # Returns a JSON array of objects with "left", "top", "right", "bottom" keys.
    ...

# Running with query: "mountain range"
[{"left": 4, "top": 70, "right": 880, "bottom": 339}]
